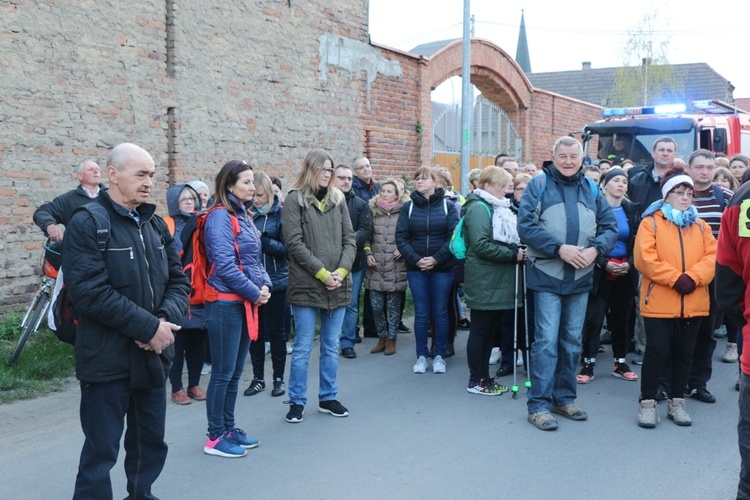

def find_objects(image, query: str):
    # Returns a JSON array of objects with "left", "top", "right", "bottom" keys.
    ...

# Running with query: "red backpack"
[{"left": 180, "top": 207, "right": 240, "bottom": 307}]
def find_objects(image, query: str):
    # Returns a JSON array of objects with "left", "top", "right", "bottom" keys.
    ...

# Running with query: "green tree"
[{"left": 609, "top": 12, "right": 684, "bottom": 107}]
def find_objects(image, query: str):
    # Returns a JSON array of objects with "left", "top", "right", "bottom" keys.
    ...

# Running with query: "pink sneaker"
[{"left": 612, "top": 362, "right": 638, "bottom": 381}]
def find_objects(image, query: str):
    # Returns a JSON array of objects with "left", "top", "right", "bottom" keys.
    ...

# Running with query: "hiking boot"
[
  {"left": 528, "top": 412, "right": 558, "bottom": 430},
  {"left": 667, "top": 398, "right": 692, "bottom": 426},
  {"left": 285, "top": 404, "right": 304, "bottom": 423},
  {"left": 551, "top": 404, "right": 588, "bottom": 421},
  {"left": 413, "top": 356, "right": 428, "bottom": 374},
  {"left": 432, "top": 355, "right": 447, "bottom": 373},
  {"left": 576, "top": 363, "right": 595, "bottom": 384},
  {"left": 187, "top": 386, "right": 207, "bottom": 400},
  {"left": 204, "top": 432, "right": 247, "bottom": 458},
  {"left": 489, "top": 347, "right": 501, "bottom": 365},
  {"left": 226, "top": 428, "right": 260, "bottom": 449},
  {"left": 637, "top": 399, "right": 658, "bottom": 428},
  {"left": 243, "top": 378, "right": 265, "bottom": 397},
  {"left": 384, "top": 339, "right": 396, "bottom": 355},
  {"left": 723, "top": 342, "right": 739, "bottom": 363},
  {"left": 612, "top": 362, "right": 638, "bottom": 381},
  {"left": 319, "top": 400, "right": 349, "bottom": 417},
  {"left": 686, "top": 387, "right": 716, "bottom": 403},
  {"left": 171, "top": 389, "right": 191, "bottom": 405},
  {"left": 271, "top": 378, "right": 285, "bottom": 397},
  {"left": 397, "top": 321, "right": 411, "bottom": 333},
  {"left": 370, "top": 338, "right": 387, "bottom": 354}
]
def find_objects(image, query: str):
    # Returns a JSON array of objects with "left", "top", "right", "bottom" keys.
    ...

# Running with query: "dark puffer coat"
[
  {"left": 364, "top": 197, "right": 407, "bottom": 292},
  {"left": 252, "top": 194, "right": 288, "bottom": 291}
]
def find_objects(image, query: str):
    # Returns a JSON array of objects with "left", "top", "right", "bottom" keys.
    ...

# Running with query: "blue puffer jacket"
[
  {"left": 395, "top": 188, "right": 459, "bottom": 273},
  {"left": 252, "top": 194, "right": 288, "bottom": 291},
  {"left": 517, "top": 166, "right": 617, "bottom": 295},
  {"left": 204, "top": 194, "right": 272, "bottom": 303}
]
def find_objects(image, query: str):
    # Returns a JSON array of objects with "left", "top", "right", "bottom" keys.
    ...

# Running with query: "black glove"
[{"left": 673, "top": 273, "right": 696, "bottom": 295}]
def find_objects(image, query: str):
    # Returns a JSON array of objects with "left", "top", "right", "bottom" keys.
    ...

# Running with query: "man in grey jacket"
[{"left": 518, "top": 136, "right": 617, "bottom": 431}]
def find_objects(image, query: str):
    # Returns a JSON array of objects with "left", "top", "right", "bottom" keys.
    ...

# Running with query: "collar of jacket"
[
  {"left": 410, "top": 187, "right": 446, "bottom": 207},
  {"left": 99, "top": 189, "right": 156, "bottom": 223},
  {"left": 544, "top": 163, "right": 584, "bottom": 185}
]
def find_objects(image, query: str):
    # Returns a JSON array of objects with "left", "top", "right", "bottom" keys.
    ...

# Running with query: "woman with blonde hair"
[
  {"left": 365, "top": 178, "right": 408, "bottom": 355},
  {"left": 282, "top": 149, "right": 356, "bottom": 423}
]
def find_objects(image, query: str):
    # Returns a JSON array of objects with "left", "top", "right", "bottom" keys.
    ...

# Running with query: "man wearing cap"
[{"left": 518, "top": 136, "right": 617, "bottom": 431}]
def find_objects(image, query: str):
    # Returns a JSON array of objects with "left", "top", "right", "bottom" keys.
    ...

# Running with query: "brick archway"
[{"left": 419, "top": 38, "right": 534, "bottom": 164}]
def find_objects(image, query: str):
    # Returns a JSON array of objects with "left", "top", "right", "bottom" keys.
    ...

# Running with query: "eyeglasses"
[
  {"left": 671, "top": 189, "right": 694, "bottom": 198},
  {"left": 322, "top": 168, "right": 335, "bottom": 175},
  {"left": 336, "top": 175, "right": 352, "bottom": 181},
  {"left": 178, "top": 197, "right": 196, "bottom": 204}
]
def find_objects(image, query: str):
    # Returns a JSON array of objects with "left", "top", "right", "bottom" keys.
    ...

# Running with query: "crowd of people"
[{"left": 30, "top": 138, "right": 750, "bottom": 497}]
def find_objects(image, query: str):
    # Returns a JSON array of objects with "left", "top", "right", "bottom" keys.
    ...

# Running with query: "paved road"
[{"left": 0, "top": 324, "right": 741, "bottom": 499}]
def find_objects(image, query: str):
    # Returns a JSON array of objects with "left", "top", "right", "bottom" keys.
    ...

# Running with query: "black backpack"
[{"left": 50, "top": 203, "right": 110, "bottom": 344}]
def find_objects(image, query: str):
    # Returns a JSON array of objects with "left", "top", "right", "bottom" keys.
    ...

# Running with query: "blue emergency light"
[{"left": 602, "top": 103, "right": 686, "bottom": 118}]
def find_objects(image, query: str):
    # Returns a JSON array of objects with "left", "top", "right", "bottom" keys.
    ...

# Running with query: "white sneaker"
[
  {"left": 201, "top": 363, "right": 212, "bottom": 375},
  {"left": 489, "top": 347, "right": 501, "bottom": 365},
  {"left": 265, "top": 342, "right": 271, "bottom": 356},
  {"left": 413, "top": 356, "right": 428, "bottom": 374},
  {"left": 516, "top": 350, "right": 524, "bottom": 366},
  {"left": 433, "top": 355, "right": 447, "bottom": 374},
  {"left": 286, "top": 342, "right": 293, "bottom": 355}
]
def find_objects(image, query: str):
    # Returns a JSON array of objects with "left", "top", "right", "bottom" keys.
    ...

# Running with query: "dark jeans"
[
  {"left": 689, "top": 281, "right": 718, "bottom": 391},
  {"left": 407, "top": 270, "right": 453, "bottom": 358},
  {"left": 169, "top": 328, "right": 207, "bottom": 393},
  {"left": 640, "top": 317, "right": 700, "bottom": 400},
  {"left": 581, "top": 273, "right": 633, "bottom": 361},
  {"left": 74, "top": 379, "right": 167, "bottom": 500},
  {"left": 739, "top": 372, "right": 750, "bottom": 499},
  {"left": 467, "top": 309, "right": 505, "bottom": 381},
  {"left": 205, "top": 299, "right": 251, "bottom": 438},
  {"left": 249, "top": 289, "right": 287, "bottom": 380}
]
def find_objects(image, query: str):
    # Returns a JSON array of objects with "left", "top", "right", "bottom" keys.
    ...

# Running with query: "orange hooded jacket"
[{"left": 634, "top": 210, "right": 717, "bottom": 319}]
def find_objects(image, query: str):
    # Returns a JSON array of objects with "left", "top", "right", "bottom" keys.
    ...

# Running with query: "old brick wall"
[{"left": 0, "top": 0, "right": 372, "bottom": 311}]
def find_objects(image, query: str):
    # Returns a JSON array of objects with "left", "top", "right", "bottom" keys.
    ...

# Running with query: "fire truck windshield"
[{"left": 593, "top": 130, "right": 694, "bottom": 167}]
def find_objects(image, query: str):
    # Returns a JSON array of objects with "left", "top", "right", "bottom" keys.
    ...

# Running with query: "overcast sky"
[{"left": 368, "top": 0, "right": 749, "bottom": 103}]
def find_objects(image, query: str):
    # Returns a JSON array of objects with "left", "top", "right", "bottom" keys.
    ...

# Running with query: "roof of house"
[
  {"left": 410, "top": 39, "right": 459, "bottom": 58},
  {"left": 526, "top": 62, "right": 735, "bottom": 107}
]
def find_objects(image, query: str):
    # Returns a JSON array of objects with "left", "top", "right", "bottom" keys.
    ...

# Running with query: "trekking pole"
[
  {"left": 521, "top": 246, "right": 532, "bottom": 393},
  {"left": 511, "top": 255, "right": 520, "bottom": 399}
]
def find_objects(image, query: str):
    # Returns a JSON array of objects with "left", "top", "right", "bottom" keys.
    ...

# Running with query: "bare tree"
[{"left": 609, "top": 12, "right": 684, "bottom": 107}]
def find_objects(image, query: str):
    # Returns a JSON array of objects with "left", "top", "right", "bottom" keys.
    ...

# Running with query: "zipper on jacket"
[
  {"left": 138, "top": 224, "right": 156, "bottom": 312},
  {"left": 426, "top": 201, "right": 430, "bottom": 253},
  {"left": 678, "top": 228, "right": 686, "bottom": 317},
  {"left": 644, "top": 281, "right": 656, "bottom": 305},
  {"left": 108, "top": 247, "right": 134, "bottom": 260}
]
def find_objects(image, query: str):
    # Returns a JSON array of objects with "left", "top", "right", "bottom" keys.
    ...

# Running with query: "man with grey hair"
[
  {"left": 518, "top": 136, "right": 617, "bottom": 430},
  {"left": 351, "top": 156, "right": 380, "bottom": 203},
  {"left": 62, "top": 143, "right": 189, "bottom": 498},
  {"left": 33, "top": 159, "right": 103, "bottom": 241}
]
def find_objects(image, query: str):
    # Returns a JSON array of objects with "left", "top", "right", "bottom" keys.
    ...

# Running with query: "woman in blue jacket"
[
  {"left": 203, "top": 160, "right": 271, "bottom": 458},
  {"left": 244, "top": 172, "right": 289, "bottom": 398},
  {"left": 396, "top": 166, "right": 459, "bottom": 374}
]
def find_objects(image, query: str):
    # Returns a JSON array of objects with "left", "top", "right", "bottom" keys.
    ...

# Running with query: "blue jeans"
[
  {"left": 340, "top": 268, "right": 364, "bottom": 349},
  {"left": 289, "top": 305, "right": 346, "bottom": 406},
  {"left": 407, "top": 270, "right": 453, "bottom": 358},
  {"left": 527, "top": 291, "right": 588, "bottom": 414},
  {"left": 74, "top": 379, "right": 167, "bottom": 500},
  {"left": 205, "top": 300, "right": 251, "bottom": 438}
]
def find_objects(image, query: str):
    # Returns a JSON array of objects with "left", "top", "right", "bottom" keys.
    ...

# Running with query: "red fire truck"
[{"left": 581, "top": 100, "right": 750, "bottom": 166}]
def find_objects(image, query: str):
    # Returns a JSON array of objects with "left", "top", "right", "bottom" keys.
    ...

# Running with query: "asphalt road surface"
[{"left": 0, "top": 323, "right": 741, "bottom": 499}]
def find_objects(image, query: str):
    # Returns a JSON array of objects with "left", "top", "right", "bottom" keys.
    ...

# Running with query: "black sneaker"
[
  {"left": 495, "top": 364, "right": 513, "bottom": 378},
  {"left": 318, "top": 399, "right": 349, "bottom": 417},
  {"left": 271, "top": 378, "right": 285, "bottom": 397},
  {"left": 341, "top": 347, "right": 357, "bottom": 359},
  {"left": 655, "top": 389, "right": 668, "bottom": 401},
  {"left": 457, "top": 318, "right": 471, "bottom": 330},
  {"left": 686, "top": 387, "right": 716, "bottom": 403},
  {"left": 397, "top": 321, "right": 411, "bottom": 333},
  {"left": 243, "top": 378, "right": 265, "bottom": 397},
  {"left": 285, "top": 404, "right": 304, "bottom": 423}
]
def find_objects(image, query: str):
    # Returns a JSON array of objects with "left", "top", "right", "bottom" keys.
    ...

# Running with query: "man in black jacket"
[
  {"left": 33, "top": 159, "right": 103, "bottom": 241},
  {"left": 626, "top": 136, "right": 677, "bottom": 213},
  {"left": 334, "top": 165, "right": 372, "bottom": 358},
  {"left": 62, "top": 143, "right": 190, "bottom": 499}
]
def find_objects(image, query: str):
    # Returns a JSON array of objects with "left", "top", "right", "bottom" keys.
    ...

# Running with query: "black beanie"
[{"left": 603, "top": 168, "right": 627, "bottom": 186}]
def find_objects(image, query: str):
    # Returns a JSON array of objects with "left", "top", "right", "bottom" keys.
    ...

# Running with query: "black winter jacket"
[
  {"left": 62, "top": 190, "right": 190, "bottom": 387},
  {"left": 352, "top": 176, "right": 380, "bottom": 203},
  {"left": 627, "top": 164, "right": 663, "bottom": 216},
  {"left": 33, "top": 184, "right": 105, "bottom": 235},
  {"left": 344, "top": 189, "right": 372, "bottom": 272},
  {"left": 252, "top": 194, "right": 289, "bottom": 290},
  {"left": 395, "top": 188, "right": 459, "bottom": 273}
]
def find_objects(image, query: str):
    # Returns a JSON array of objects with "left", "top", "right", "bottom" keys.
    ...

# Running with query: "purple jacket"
[{"left": 204, "top": 194, "right": 271, "bottom": 303}]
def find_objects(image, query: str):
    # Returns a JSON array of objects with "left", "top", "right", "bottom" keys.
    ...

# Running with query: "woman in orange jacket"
[{"left": 634, "top": 167, "right": 717, "bottom": 429}]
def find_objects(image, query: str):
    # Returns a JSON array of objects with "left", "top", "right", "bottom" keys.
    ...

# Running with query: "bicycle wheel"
[{"left": 8, "top": 291, "right": 49, "bottom": 366}]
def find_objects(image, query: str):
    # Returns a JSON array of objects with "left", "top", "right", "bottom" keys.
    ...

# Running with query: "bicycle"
[{"left": 8, "top": 242, "right": 61, "bottom": 365}]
